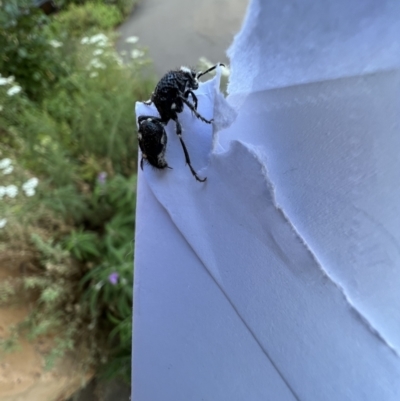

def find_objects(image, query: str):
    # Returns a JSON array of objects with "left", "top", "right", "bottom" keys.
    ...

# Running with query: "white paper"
[{"left": 133, "top": 1, "right": 400, "bottom": 400}]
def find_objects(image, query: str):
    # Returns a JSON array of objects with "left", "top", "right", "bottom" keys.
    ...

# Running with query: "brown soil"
[{"left": 0, "top": 251, "right": 93, "bottom": 401}]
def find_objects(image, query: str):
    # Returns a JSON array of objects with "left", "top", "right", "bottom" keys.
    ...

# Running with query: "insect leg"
[
  {"left": 184, "top": 90, "right": 198, "bottom": 110},
  {"left": 173, "top": 117, "right": 206, "bottom": 182},
  {"left": 179, "top": 95, "right": 213, "bottom": 124}
]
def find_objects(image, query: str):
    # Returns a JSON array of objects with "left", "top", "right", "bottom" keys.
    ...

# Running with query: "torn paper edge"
[{"left": 245, "top": 142, "right": 400, "bottom": 358}]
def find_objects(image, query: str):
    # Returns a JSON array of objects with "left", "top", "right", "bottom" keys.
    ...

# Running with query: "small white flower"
[
  {"left": 89, "top": 72, "right": 99, "bottom": 78},
  {"left": 89, "top": 33, "right": 108, "bottom": 45},
  {"left": 96, "top": 41, "right": 107, "bottom": 48},
  {"left": 5, "top": 185, "right": 18, "bottom": 198},
  {"left": 0, "top": 75, "right": 15, "bottom": 85},
  {"left": 2, "top": 166, "right": 13, "bottom": 175},
  {"left": 89, "top": 58, "right": 106, "bottom": 69},
  {"left": 93, "top": 49, "right": 103, "bottom": 56},
  {"left": 94, "top": 281, "right": 103, "bottom": 291},
  {"left": 7, "top": 85, "right": 22, "bottom": 96},
  {"left": 49, "top": 40, "right": 63, "bottom": 48},
  {"left": 0, "top": 218, "right": 7, "bottom": 229},
  {"left": 24, "top": 188, "right": 36, "bottom": 197},
  {"left": 125, "top": 36, "right": 139, "bottom": 44},
  {"left": 131, "top": 49, "right": 144, "bottom": 59},
  {"left": 0, "top": 158, "right": 12, "bottom": 169},
  {"left": 22, "top": 177, "right": 39, "bottom": 190},
  {"left": 113, "top": 54, "right": 123, "bottom": 66},
  {"left": 81, "top": 37, "right": 89, "bottom": 44},
  {"left": 0, "top": 74, "right": 13, "bottom": 85}
]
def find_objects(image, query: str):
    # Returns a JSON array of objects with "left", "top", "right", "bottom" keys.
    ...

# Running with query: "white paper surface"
[{"left": 133, "top": 1, "right": 400, "bottom": 400}]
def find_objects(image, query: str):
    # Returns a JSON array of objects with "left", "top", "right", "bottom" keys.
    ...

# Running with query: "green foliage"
[
  {"left": 23, "top": 173, "right": 137, "bottom": 379},
  {"left": 76, "top": 174, "right": 136, "bottom": 382},
  {"left": 0, "top": 118, "right": 141, "bottom": 383},
  {"left": 31, "top": 232, "right": 70, "bottom": 263},
  {"left": 44, "top": 336, "right": 75, "bottom": 370},
  {"left": 51, "top": 2, "right": 123, "bottom": 38},
  {"left": 56, "top": 0, "right": 139, "bottom": 18},
  {"left": 0, "top": 326, "right": 20, "bottom": 354},
  {"left": 107, "top": 0, "right": 139, "bottom": 17},
  {"left": 2, "top": 34, "right": 153, "bottom": 184},
  {"left": 0, "top": 225, "right": 109, "bottom": 372},
  {"left": 40, "top": 185, "right": 88, "bottom": 220},
  {"left": 0, "top": 279, "right": 18, "bottom": 305},
  {"left": 0, "top": 0, "right": 152, "bottom": 385},
  {"left": 63, "top": 229, "right": 101, "bottom": 260},
  {"left": 0, "top": 228, "right": 94, "bottom": 369},
  {"left": 0, "top": 0, "right": 67, "bottom": 100}
]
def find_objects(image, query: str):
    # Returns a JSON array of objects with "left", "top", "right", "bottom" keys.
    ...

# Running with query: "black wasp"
[{"left": 137, "top": 63, "right": 224, "bottom": 182}]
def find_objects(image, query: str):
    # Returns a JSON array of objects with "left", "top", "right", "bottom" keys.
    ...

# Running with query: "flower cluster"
[
  {"left": 88, "top": 58, "right": 106, "bottom": 70},
  {"left": 0, "top": 158, "right": 13, "bottom": 175},
  {"left": 0, "top": 75, "right": 14, "bottom": 86},
  {"left": 0, "top": 185, "right": 18, "bottom": 199},
  {"left": 81, "top": 33, "right": 109, "bottom": 47},
  {"left": 0, "top": 179, "right": 39, "bottom": 199},
  {"left": 130, "top": 49, "right": 145, "bottom": 59},
  {"left": 122, "top": 36, "right": 145, "bottom": 60},
  {"left": 81, "top": 33, "right": 114, "bottom": 75},
  {"left": 125, "top": 36, "right": 138, "bottom": 44},
  {"left": 0, "top": 74, "right": 22, "bottom": 96},
  {"left": 22, "top": 177, "right": 39, "bottom": 197},
  {"left": 0, "top": 158, "right": 40, "bottom": 229},
  {"left": 79, "top": 34, "right": 145, "bottom": 78},
  {"left": 49, "top": 39, "right": 63, "bottom": 48}
]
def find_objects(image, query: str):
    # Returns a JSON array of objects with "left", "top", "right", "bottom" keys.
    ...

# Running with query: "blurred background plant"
[
  {"left": 50, "top": 2, "right": 123, "bottom": 38},
  {"left": 0, "top": 0, "right": 66, "bottom": 100},
  {"left": 0, "top": 0, "right": 154, "bottom": 387}
]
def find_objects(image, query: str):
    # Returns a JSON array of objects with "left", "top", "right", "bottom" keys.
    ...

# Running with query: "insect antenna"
[{"left": 196, "top": 63, "right": 225, "bottom": 79}]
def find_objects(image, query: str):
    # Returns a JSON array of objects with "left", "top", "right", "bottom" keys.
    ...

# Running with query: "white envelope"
[{"left": 133, "top": 1, "right": 400, "bottom": 400}]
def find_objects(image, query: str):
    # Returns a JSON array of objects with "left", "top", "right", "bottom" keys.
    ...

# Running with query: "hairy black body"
[
  {"left": 137, "top": 115, "right": 170, "bottom": 170},
  {"left": 139, "top": 63, "right": 224, "bottom": 182}
]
